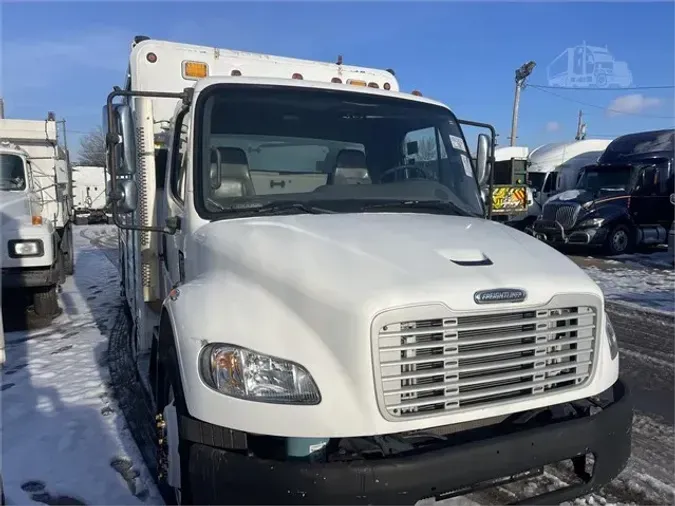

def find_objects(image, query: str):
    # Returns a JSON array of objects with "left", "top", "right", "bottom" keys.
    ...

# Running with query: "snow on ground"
[
  {"left": 581, "top": 261, "right": 674, "bottom": 315},
  {"left": 1, "top": 226, "right": 163, "bottom": 506}
]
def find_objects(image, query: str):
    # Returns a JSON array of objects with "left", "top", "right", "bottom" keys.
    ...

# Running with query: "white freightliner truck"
[
  {"left": 103, "top": 36, "right": 632, "bottom": 505},
  {"left": 1, "top": 113, "right": 74, "bottom": 316}
]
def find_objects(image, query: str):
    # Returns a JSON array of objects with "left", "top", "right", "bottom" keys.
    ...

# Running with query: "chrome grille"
[
  {"left": 542, "top": 202, "right": 582, "bottom": 229},
  {"left": 374, "top": 305, "right": 597, "bottom": 419}
]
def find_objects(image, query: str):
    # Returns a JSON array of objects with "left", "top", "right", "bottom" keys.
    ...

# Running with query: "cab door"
[
  {"left": 630, "top": 165, "right": 659, "bottom": 226},
  {"left": 161, "top": 110, "right": 189, "bottom": 296}
]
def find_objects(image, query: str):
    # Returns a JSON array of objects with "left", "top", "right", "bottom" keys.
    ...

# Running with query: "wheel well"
[{"left": 155, "top": 309, "right": 177, "bottom": 407}]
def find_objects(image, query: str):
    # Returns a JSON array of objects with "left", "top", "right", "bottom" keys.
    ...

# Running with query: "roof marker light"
[
  {"left": 331, "top": 77, "right": 342, "bottom": 83},
  {"left": 146, "top": 52, "right": 157, "bottom": 63},
  {"left": 231, "top": 69, "right": 242, "bottom": 76},
  {"left": 347, "top": 79, "right": 367, "bottom": 87},
  {"left": 292, "top": 73, "right": 303, "bottom": 80},
  {"left": 411, "top": 90, "right": 423, "bottom": 96},
  {"left": 183, "top": 61, "right": 208, "bottom": 79},
  {"left": 368, "top": 82, "right": 379, "bottom": 88},
  {"left": 384, "top": 82, "right": 391, "bottom": 90}
]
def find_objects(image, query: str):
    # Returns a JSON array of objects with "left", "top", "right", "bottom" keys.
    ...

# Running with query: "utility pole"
[
  {"left": 575, "top": 110, "right": 587, "bottom": 140},
  {"left": 509, "top": 61, "right": 536, "bottom": 146},
  {"left": 0, "top": 98, "right": 4, "bottom": 119}
]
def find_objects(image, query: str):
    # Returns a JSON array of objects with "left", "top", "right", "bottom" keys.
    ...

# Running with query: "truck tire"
[
  {"left": 33, "top": 285, "right": 58, "bottom": 317},
  {"left": 605, "top": 223, "right": 634, "bottom": 256},
  {"left": 63, "top": 225, "right": 75, "bottom": 276},
  {"left": 57, "top": 248, "right": 66, "bottom": 285}
]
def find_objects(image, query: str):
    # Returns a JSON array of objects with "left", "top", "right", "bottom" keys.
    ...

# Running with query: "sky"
[{"left": 1, "top": 0, "right": 674, "bottom": 160}]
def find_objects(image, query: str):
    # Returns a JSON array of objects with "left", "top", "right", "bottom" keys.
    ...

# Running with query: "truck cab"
[
  {"left": 525, "top": 139, "right": 613, "bottom": 221},
  {"left": 533, "top": 129, "right": 674, "bottom": 255},
  {"left": 0, "top": 132, "right": 68, "bottom": 317},
  {"left": 103, "top": 36, "right": 632, "bottom": 505}
]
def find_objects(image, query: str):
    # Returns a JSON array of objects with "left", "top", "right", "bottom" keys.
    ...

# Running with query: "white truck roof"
[
  {"left": 528, "top": 139, "right": 613, "bottom": 174},
  {"left": 127, "top": 38, "right": 402, "bottom": 129},
  {"left": 0, "top": 118, "right": 57, "bottom": 144},
  {"left": 494, "top": 145, "right": 529, "bottom": 162}
]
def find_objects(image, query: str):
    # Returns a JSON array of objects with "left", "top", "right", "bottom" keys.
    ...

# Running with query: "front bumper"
[
  {"left": 188, "top": 379, "right": 632, "bottom": 505},
  {"left": 531, "top": 219, "right": 608, "bottom": 247},
  {"left": 1, "top": 266, "right": 59, "bottom": 289}
]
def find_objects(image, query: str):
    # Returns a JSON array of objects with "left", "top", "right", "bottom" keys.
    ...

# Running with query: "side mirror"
[
  {"left": 115, "top": 180, "right": 138, "bottom": 214},
  {"left": 481, "top": 186, "right": 489, "bottom": 205},
  {"left": 475, "top": 134, "right": 490, "bottom": 186},
  {"left": 103, "top": 103, "right": 137, "bottom": 176}
]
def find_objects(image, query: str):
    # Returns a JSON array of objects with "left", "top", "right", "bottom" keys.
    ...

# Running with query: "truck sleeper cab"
[
  {"left": 105, "top": 37, "right": 632, "bottom": 505},
  {"left": 533, "top": 129, "right": 675, "bottom": 255}
]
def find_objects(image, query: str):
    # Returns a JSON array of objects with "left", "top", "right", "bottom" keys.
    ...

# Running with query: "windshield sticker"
[
  {"left": 450, "top": 135, "right": 466, "bottom": 152},
  {"left": 461, "top": 154, "right": 474, "bottom": 178}
]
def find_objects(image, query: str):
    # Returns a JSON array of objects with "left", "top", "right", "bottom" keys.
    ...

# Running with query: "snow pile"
[
  {"left": 582, "top": 263, "right": 674, "bottom": 314},
  {"left": 0, "top": 226, "right": 162, "bottom": 505}
]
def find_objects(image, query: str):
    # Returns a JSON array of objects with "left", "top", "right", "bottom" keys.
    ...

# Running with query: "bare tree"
[{"left": 77, "top": 127, "right": 106, "bottom": 166}]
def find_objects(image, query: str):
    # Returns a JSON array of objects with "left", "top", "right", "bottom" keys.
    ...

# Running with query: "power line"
[
  {"left": 528, "top": 84, "right": 675, "bottom": 119},
  {"left": 530, "top": 84, "right": 674, "bottom": 91}
]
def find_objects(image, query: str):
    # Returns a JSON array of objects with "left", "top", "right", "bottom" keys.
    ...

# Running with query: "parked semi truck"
[
  {"left": 103, "top": 35, "right": 632, "bottom": 505},
  {"left": 1, "top": 113, "right": 74, "bottom": 317},
  {"left": 533, "top": 129, "right": 674, "bottom": 255},
  {"left": 525, "top": 139, "right": 613, "bottom": 225},
  {"left": 72, "top": 165, "right": 110, "bottom": 224}
]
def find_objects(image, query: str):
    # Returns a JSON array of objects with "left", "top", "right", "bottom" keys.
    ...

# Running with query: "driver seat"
[
  {"left": 210, "top": 147, "right": 256, "bottom": 199},
  {"left": 328, "top": 149, "right": 371, "bottom": 185}
]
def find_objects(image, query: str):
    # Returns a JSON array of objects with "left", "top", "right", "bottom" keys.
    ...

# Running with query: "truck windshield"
[
  {"left": 194, "top": 86, "right": 484, "bottom": 218},
  {"left": 0, "top": 154, "right": 26, "bottom": 191},
  {"left": 576, "top": 166, "right": 632, "bottom": 192}
]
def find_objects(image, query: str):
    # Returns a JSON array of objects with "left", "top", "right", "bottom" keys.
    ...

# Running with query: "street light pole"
[{"left": 509, "top": 61, "right": 536, "bottom": 147}]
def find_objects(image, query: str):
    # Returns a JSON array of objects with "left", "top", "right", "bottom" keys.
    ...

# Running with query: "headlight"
[
  {"left": 8, "top": 239, "right": 44, "bottom": 257},
  {"left": 604, "top": 311, "right": 619, "bottom": 360},
  {"left": 199, "top": 343, "right": 321, "bottom": 405},
  {"left": 582, "top": 217, "right": 604, "bottom": 227}
]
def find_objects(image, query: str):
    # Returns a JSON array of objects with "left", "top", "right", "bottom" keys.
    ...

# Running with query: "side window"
[
  {"left": 169, "top": 112, "right": 190, "bottom": 203},
  {"left": 403, "top": 126, "right": 447, "bottom": 164},
  {"left": 657, "top": 165, "right": 671, "bottom": 194},
  {"left": 402, "top": 127, "right": 447, "bottom": 182},
  {"left": 634, "top": 166, "right": 658, "bottom": 194},
  {"left": 543, "top": 172, "right": 558, "bottom": 193}
]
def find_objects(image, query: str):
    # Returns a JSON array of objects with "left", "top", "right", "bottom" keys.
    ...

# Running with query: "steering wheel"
[{"left": 378, "top": 165, "right": 433, "bottom": 184}]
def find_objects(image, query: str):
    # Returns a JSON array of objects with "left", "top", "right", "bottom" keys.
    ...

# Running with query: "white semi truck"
[
  {"left": 103, "top": 36, "right": 632, "bottom": 505},
  {"left": 72, "top": 165, "right": 110, "bottom": 224},
  {"left": 1, "top": 113, "right": 74, "bottom": 317}
]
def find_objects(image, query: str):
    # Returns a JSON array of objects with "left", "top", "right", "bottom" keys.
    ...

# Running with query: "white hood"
[
  {"left": 190, "top": 212, "right": 602, "bottom": 314},
  {"left": 0, "top": 191, "right": 34, "bottom": 229}
]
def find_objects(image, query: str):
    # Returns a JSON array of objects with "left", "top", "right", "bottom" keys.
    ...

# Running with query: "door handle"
[{"left": 270, "top": 179, "right": 286, "bottom": 189}]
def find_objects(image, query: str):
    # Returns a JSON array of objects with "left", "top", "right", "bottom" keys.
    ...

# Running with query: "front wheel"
[
  {"left": 63, "top": 225, "right": 74, "bottom": 276},
  {"left": 33, "top": 285, "right": 58, "bottom": 317},
  {"left": 605, "top": 223, "right": 634, "bottom": 255}
]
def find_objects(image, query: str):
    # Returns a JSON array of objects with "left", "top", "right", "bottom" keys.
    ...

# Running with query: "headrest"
[
  {"left": 218, "top": 147, "right": 249, "bottom": 166},
  {"left": 336, "top": 149, "right": 367, "bottom": 170}
]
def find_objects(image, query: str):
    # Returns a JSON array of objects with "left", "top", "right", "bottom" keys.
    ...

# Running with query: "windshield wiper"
[
  {"left": 220, "top": 201, "right": 338, "bottom": 216},
  {"left": 358, "top": 199, "right": 474, "bottom": 217}
]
